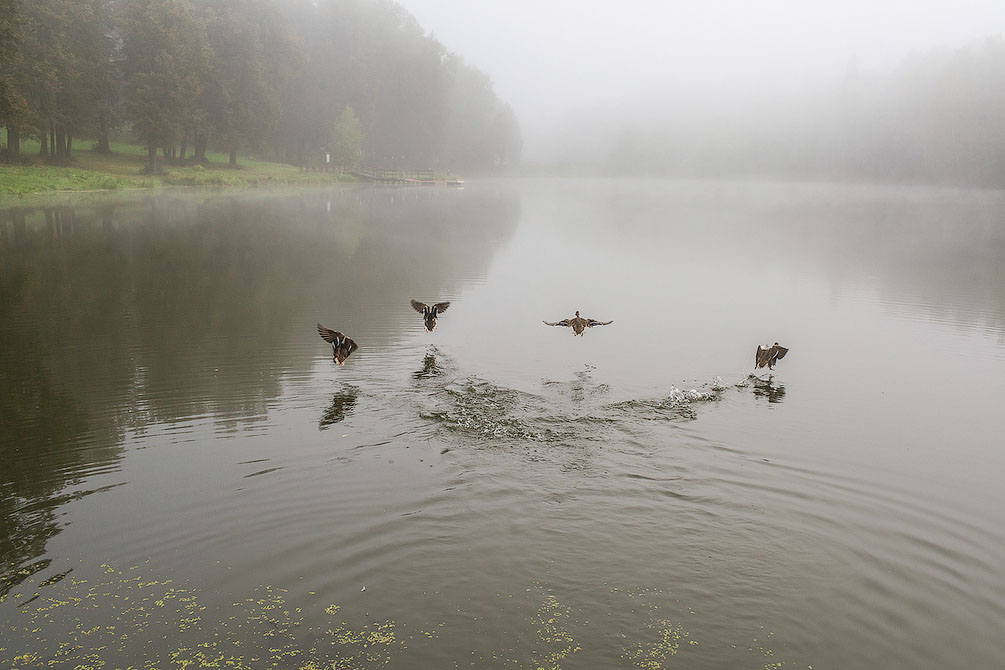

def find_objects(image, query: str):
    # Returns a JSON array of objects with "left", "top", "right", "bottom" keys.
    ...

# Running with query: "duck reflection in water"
[
  {"left": 319, "top": 386, "right": 359, "bottom": 429},
  {"left": 751, "top": 376, "right": 786, "bottom": 404},
  {"left": 413, "top": 350, "right": 443, "bottom": 380}
]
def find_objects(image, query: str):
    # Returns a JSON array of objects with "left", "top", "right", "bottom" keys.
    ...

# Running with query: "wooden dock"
[{"left": 350, "top": 167, "right": 463, "bottom": 186}]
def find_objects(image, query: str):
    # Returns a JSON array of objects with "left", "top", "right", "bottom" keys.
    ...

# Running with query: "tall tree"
[
  {"left": 199, "top": 0, "right": 303, "bottom": 167},
  {"left": 0, "top": 0, "right": 26, "bottom": 160},
  {"left": 8, "top": 0, "right": 111, "bottom": 162},
  {"left": 120, "top": 0, "right": 210, "bottom": 170},
  {"left": 329, "top": 104, "right": 362, "bottom": 169}
]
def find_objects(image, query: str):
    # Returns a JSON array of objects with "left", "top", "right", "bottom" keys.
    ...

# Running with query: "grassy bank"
[{"left": 0, "top": 139, "right": 352, "bottom": 198}]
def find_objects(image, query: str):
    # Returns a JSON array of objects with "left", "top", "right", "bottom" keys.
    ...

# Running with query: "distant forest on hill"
[
  {"left": 0, "top": 0, "right": 522, "bottom": 171},
  {"left": 605, "top": 37, "right": 1005, "bottom": 187}
]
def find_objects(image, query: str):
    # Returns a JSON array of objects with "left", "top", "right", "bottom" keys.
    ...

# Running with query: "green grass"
[{"left": 0, "top": 138, "right": 352, "bottom": 199}]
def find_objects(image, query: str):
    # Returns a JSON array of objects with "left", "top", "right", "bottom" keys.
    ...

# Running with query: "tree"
[
  {"left": 120, "top": 0, "right": 211, "bottom": 170},
  {"left": 0, "top": 0, "right": 26, "bottom": 160},
  {"left": 5, "top": 0, "right": 112, "bottom": 162},
  {"left": 199, "top": 0, "right": 303, "bottom": 167},
  {"left": 329, "top": 105, "right": 362, "bottom": 169},
  {"left": 442, "top": 56, "right": 521, "bottom": 170}
]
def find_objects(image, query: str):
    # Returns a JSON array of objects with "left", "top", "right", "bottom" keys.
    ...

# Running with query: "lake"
[{"left": 2, "top": 179, "right": 1004, "bottom": 669}]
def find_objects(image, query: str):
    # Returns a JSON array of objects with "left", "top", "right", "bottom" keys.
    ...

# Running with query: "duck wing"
[
  {"left": 317, "top": 323, "right": 344, "bottom": 343},
  {"left": 432, "top": 301, "right": 450, "bottom": 314},
  {"left": 587, "top": 318, "right": 613, "bottom": 327},
  {"left": 755, "top": 345, "right": 768, "bottom": 368},
  {"left": 342, "top": 337, "right": 359, "bottom": 356},
  {"left": 543, "top": 319, "right": 570, "bottom": 327},
  {"left": 410, "top": 300, "right": 428, "bottom": 314},
  {"left": 771, "top": 345, "right": 788, "bottom": 361}
]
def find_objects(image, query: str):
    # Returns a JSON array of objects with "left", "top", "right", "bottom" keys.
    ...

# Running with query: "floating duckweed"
[
  {"left": 531, "top": 592, "right": 581, "bottom": 670},
  {"left": 623, "top": 617, "right": 691, "bottom": 669},
  {"left": 2, "top": 562, "right": 811, "bottom": 668},
  {"left": 0, "top": 563, "right": 412, "bottom": 670}
]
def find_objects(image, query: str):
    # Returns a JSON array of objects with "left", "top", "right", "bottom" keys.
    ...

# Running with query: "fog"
[{"left": 397, "top": 0, "right": 1005, "bottom": 167}]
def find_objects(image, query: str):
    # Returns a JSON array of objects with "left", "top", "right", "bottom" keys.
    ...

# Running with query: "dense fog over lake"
[{"left": 399, "top": 0, "right": 1005, "bottom": 179}]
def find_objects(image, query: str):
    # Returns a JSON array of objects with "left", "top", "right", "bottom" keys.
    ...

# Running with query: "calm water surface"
[{"left": 2, "top": 180, "right": 1004, "bottom": 668}]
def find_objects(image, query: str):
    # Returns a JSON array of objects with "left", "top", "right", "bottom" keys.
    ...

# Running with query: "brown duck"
[
  {"left": 411, "top": 300, "right": 450, "bottom": 332},
  {"left": 543, "top": 311, "right": 613, "bottom": 336},
  {"left": 317, "top": 323, "right": 358, "bottom": 366},
  {"left": 755, "top": 342, "right": 789, "bottom": 370}
]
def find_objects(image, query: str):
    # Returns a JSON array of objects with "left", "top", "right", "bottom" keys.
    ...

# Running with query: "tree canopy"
[{"left": 1, "top": 0, "right": 522, "bottom": 171}]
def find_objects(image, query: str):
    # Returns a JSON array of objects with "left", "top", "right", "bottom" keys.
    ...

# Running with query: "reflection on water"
[
  {"left": 412, "top": 349, "right": 443, "bottom": 380},
  {"left": 0, "top": 186, "right": 519, "bottom": 596},
  {"left": 319, "top": 386, "right": 360, "bottom": 429},
  {"left": 751, "top": 375, "right": 787, "bottom": 404},
  {"left": 2, "top": 180, "right": 1005, "bottom": 669}
]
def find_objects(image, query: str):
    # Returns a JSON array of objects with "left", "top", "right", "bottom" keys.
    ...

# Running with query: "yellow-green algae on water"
[
  {"left": 1, "top": 562, "right": 810, "bottom": 669},
  {"left": 531, "top": 592, "right": 581, "bottom": 670},
  {"left": 0, "top": 562, "right": 413, "bottom": 670}
]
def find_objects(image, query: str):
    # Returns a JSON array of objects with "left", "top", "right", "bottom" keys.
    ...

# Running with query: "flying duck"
[
  {"left": 411, "top": 300, "right": 450, "bottom": 332},
  {"left": 317, "top": 323, "right": 358, "bottom": 365},
  {"left": 755, "top": 342, "right": 788, "bottom": 370},
  {"left": 543, "top": 311, "right": 613, "bottom": 336}
]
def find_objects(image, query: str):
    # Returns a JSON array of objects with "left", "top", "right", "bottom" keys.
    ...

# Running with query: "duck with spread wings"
[
  {"left": 411, "top": 300, "right": 450, "bottom": 332},
  {"left": 755, "top": 342, "right": 789, "bottom": 370},
  {"left": 543, "top": 311, "right": 613, "bottom": 336},
  {"left": 317, "top": 323, "right": 358, "bottom": 366}
]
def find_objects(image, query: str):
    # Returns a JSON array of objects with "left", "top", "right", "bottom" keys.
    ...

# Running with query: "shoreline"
[{"left": 0, "top": 142, "right": 358, "bottom": 201}]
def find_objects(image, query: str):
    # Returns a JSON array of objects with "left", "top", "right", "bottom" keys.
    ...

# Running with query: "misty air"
[{"left": 2, "top": 1, "right": 1004, "bottom": 668}]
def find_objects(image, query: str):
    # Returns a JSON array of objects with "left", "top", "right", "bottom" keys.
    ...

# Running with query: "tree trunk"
[
  {"left": 179, "top": 134, "right": 187, "bottom": 161},
  {"left": 148, "top": 143, "right": 156, "bottom": 169},
  {"left": 4, "top": 126, "right": 18, "bottom": 160},
  {"left": 39, "top": 122, "right": 48, "bottom": 158},
  {"left": 49, "top": 122, "right": 56, "bottom": 159},
  {"left": 55, "top": 126, "right": 66, "bottom": 160},
  {"left": 194, "top": 132, "right": 208, "bottom": 163},
  {"left": 96, "top": 114, "right": 111, "bottom": 153},
  {"left": 229, "top": 144, "right": 238, "bottom": 168},
  {"left": 65, "top": 132, "right": 72, "bottom": 158}
]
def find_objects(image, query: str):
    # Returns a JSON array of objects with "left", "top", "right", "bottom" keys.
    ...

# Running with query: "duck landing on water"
[
  {"left": 411, "top": 300, "right": 450, "bottom": 332},
  {"left": 317, "top": 323, "right": 358, "bottom": 366},
  {"left": 755, "top": 342, "right": 789, "bottom": 370},
  {"left": 543, "top": 311, "right": 614, "bottom": 336}
]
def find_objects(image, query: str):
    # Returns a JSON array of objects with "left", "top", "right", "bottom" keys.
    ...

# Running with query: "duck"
[
  {"left": 755, "top": 342, "right": 788, "bottom": 370},
  {"left": 411, "top": 300, "right": 450, "bottom": 332},
  {"left": 543, "top": 311, "right": 614, "bottom": 336},
  {"left": 317, "top": 323, "right": 358, "bottom": 365}
]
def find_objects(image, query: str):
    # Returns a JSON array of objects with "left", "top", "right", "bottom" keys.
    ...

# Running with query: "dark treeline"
[
  {"left": 609, "top": 38, "right": 1005, "bottom": 187},
  {"left": 0, "top": 0, "right": 522, "bottom": 172}
]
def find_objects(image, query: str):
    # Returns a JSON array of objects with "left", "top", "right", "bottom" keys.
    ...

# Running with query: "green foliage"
[
  {"left": 120, "top": 0, "right": 211, "bottom": 164},
  {"left": 329, "top": 105, "right": 363, "bottom": 169},
  {"left": 0, "top": 138, "right": 354, "bottom": 198},
  {"left": 200, "top": 0, "right": 302, "bottom": 167},
  {"left": 0, "top": 0, "right": 25, "bottom": 128},
  {"left": 0, "top": 165, "right": 135, "bottom": 195},
  {"left": 1, "top": 0, "right": 521, "bottom": 172},
  {"left": 273, "top": 0, "right": 519, "bottom": 170}
]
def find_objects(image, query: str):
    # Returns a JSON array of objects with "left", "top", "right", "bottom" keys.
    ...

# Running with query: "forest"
[
  {"left": 0, "top": 0, "right": 523, "bottom": 172},
  {"left": 605, "top": 37, "right": 1005, "bottom": 187}
]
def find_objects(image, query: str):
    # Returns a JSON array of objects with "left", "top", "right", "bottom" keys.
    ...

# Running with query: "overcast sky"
[{"left": 394, "top": 0, "right": 1005, "bottom": 160}]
